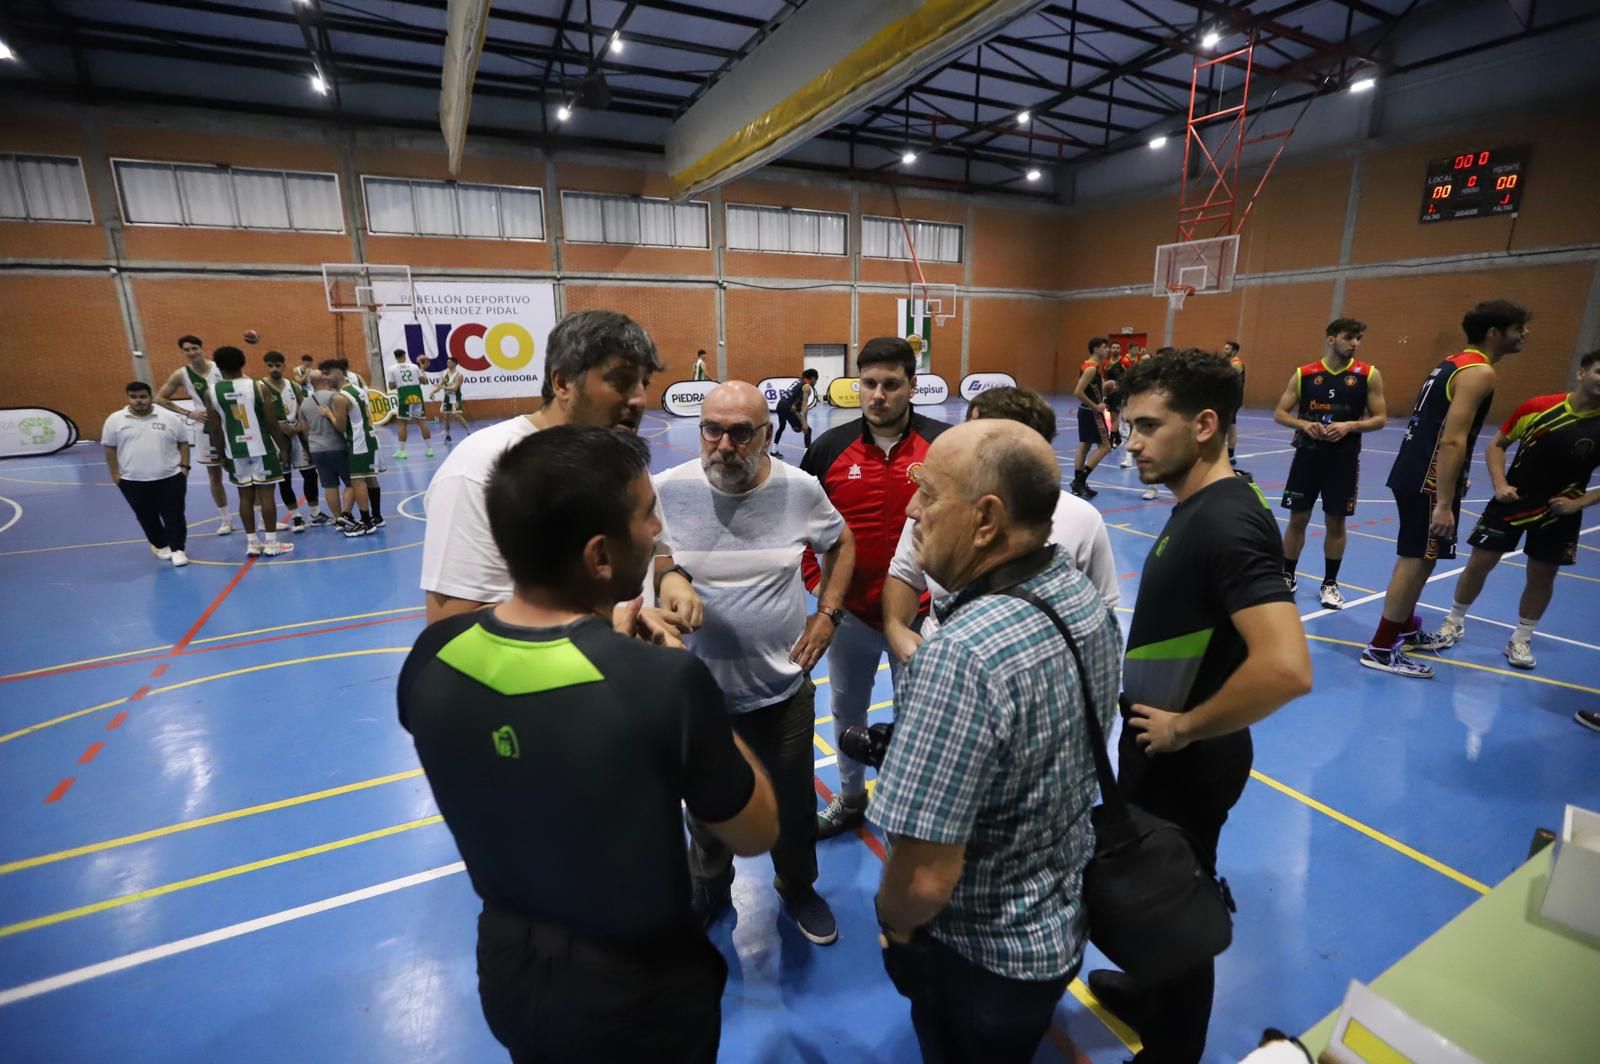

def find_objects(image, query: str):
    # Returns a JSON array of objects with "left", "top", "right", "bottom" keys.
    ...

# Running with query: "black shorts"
[
  {"left": 312, "top": 448, "right": 351, "bottom": 488},
  {"left": 775, "top": 404, "right": 802, "bottom": 432},
  {"left": 1393, "top": 488, "right": 1460, "bottom": 561},
  {"left": 1467, "top": 501, "right": 1581, "bottom": 565},
  {"left": 1077, "top": 406, "right": 1108, "bottom": 446},
  {"left": 1281, "top": 447, "right": 1360, "bottom": 516}
]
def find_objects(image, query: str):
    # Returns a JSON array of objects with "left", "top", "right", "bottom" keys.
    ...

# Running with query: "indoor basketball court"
[{"left": 3, "top": 2, "right": 1599, "bottom": 1062}]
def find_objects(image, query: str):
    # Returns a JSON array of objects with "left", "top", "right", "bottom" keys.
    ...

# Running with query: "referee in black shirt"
[
  {"left": 1089, "top": 350, "right": 1312, "bottom": 1064},
  {"left": 399, "top": 425, "right": 778, "bottom": 1063}
]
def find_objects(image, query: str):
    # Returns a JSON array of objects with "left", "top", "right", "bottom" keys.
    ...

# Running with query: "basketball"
[{"left": 243, "top": 330, "right": 260, "bottom": 344}]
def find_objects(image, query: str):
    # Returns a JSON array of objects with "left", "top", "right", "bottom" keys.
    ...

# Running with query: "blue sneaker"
[
  {"left": 1359, "top": 646, "right": 1434, "bottom": 678},
  {"left": 778, "top": 886, "right": 837, "bottom": 945}
]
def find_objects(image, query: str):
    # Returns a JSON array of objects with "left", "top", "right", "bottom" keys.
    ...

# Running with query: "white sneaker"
[
  {"left": 1504, "top": 637, "right": 1535, "bottom": 669},
  {"left": 1318, "top": 583, "right": 1345, "bottom": 609},
  {"left": 217, "top": 519, "right": 234, "bottom": 535},
  {"left": 1120, "top": 451, "right": 1135, "bottom": 468},
  {"left": 261, "top": 541, "right": 295, "bottom": 557},
  {"left": 170, "top": 550, "right": 190, "bottom": 567},
  {"left": 1438, "top": 617, "right": 1466, "bottom": 646},
  {"left": 1141, "top": 486, "right": 1157, "bottom": 500},
  {"left": 245, "top": 540, "right": 262, "bottom": 557},
  {"left": 154, "top": 546, "right": 173, "bottom": 559}
]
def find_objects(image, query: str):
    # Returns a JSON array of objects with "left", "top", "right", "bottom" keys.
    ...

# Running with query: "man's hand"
[
  {"left": 886, "top": 624, "right": 922, "bottom": 665},
  {"left": 1322, "top": 422, "right": 1350, "bottom": 443},
  {"left": 611, "top": 599, "right": 687, "bottom": 649},
  {"left": 1429, "top": 501, "right": 1457, "bottom": 540},
  {"left": 1301, "top": 421, "right": 1327, "bottom": 440},
  {"left": 1125, "top": 702, "right": 1191, "bottom": 756},
  {"left": 658, "top": 572, "right": 703, "bottom": 632},
  {"left": 1494, "top": 484, "right": 1521, "bottom": 504},
  {"left": 1547, "top": 494, "right": 1581, "bottom": 516},
  {"left": 184, "top": 407, "right": 208, "bottom": 424},
  {"left": 789, "top": 613, "right": 837, "bottom": 670}
]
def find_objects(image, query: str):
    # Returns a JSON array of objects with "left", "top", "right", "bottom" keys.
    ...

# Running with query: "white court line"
[
  {"left": 0, "top": 862, "right": 466, "bottom": 1008},
  {"left": 815, "top": 755, "right": 836, "bottom": 769},
  {"left": 1413, "top": 603, "right": 1600, "bottom": 654},
  {"left": 1235, "top": 448, "right": 1296, "bottom": 459},
  {"left": 0, "top": 497, "right": 20, "bottom": 536},
  {"left": 397, "top": 490, "right": 426, "bottom": 523},
  {"left": 1299, "top": 521, "right": 1600, "bottom": 624}
]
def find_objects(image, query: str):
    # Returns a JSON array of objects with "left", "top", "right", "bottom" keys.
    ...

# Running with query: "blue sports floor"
[{"left": 2, "top": 400, "right": 1596, "bottom": 1063}]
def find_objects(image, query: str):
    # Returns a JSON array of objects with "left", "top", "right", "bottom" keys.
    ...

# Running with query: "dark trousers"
[
  {"left": 883, "top": 933, "right": 1073, "bottom": 1063},
  {"left": 476, "top": 907, "right": 726, "bottom": 1064},
  {"left": 117, "top": 474, "right": 188, "bottom": 551},
  {"left": 277, "top": 466, "right": 319, "bottom": 510},
  {"left": 1114, "top": 726, "right": 1254, "bottom": 1064},
  {"left": 686, "top": 679, "right": 818, "bottom": 895}
]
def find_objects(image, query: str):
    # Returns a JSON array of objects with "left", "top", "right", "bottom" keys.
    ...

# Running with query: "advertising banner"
[
  {"left": 826, "top": 377, "right": 861, "bottom": 408},
  {"left": 0, "top": 407, "right": 79, "bottom": 458},
  {"left": 896, "top": 299, "right": 934, "bottom": 373},
  {"left": 662, "top": 380, "right": 719, "bottom": 417},
  {"left": 910, "top": 374, "right": 950, "bottom": 406},
  {"left": 378, "top": 281, "right": 556, "bottom": 400},
  {"left": 959, "top": 372, "right": 1018, "bottom": 399},
  {"left": 758, "top": 378, "right": 820, "bottom": 412}
]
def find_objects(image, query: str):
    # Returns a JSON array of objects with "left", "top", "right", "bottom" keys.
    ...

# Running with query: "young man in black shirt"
[
  {"left": 1088, "top": 349, "right": 1312, "bottom": 1064},
  {"left": 399, "top": 425, "right": 778, "bottom": 1063}
]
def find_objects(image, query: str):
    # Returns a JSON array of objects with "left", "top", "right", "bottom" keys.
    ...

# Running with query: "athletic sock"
[
  {"left": 1283, "top": 557, "right": 1299, "bottom": 581},
  {"left": 359, "top": 508, "right": 372, "bottom": 523},
  {"left": 1512, "top": 616, "right": 1538, "bottom": 642},
  {"left": 368, "top": 482, "right": 382, "bottom": 518},
  {"left": 1370, "top": 616, "right": 1405, "bottom": 651},
  {"left": 218, "top": 506, "right": 230, "bottom": 519},
  {"left": 1445, "top": 602, "right": 1469, "bottom": 626},
  {"left": 264, "top": 530, "right": 278, "bottom": 544},
  {"left": 1323, "top": 557, "right": 1343, "bottom": 586},
  {"left": 1406, "top": 613, "right": 1422, "bottom": 634}
]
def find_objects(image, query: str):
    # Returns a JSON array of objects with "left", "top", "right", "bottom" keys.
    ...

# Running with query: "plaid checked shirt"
[{"left": 870, "top": 548, "right": 1122, "bottom": 980}]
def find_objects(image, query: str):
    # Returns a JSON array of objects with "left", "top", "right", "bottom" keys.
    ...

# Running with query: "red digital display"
[{"left": 1421, "top": 145, "right": 1528, "bottom": 223}]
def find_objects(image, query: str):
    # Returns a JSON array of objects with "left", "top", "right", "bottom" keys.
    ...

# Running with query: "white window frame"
[
  {"left": 359, "top": 175, "right": 547, "bottom": 242},
  {"left": 0, "top": 153, "right": 95, "bottom": 225},
  {"left": 559, "top": 190, "right": 710, "bottom": 249},
  {"left": 110, "top": 158, "right": 345, "bottom": 233},
  {"left": 861, "top": 213, "right": 964, "bottom": 264},
  {"left": 725, "top": 203, "right": 849, "bottom": 256}
]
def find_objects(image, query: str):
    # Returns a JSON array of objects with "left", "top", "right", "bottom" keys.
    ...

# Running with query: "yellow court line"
[
  {"left": 812, "top": 661, "right": 891, "bottom": 688},
  {"left": 184, "top": 541, "right": 423, "bottom": 567},
  {"left": 0, "top": 643, "right": 175, "bottom": 680},
  {"left": 0, "top": 815, "right": 444, "bottom": 939},
  {"left": 0, "top": 768, "right": 426, "bottom": 877},
  {"left": 1305, "top": 633, "right": 1600, "bottom": 695},
  {"left": 187, "top": 606, "right": 422, "bottom": 645},
  {"left": 1501, "top": 560, "right": 1600, "bottom": 583},
  {"left": 1248, "top": 770, "right": 1489, "bottom": 895},
  {"left": 0, "top": 648, "right": 410, "bottom": 745},
  {"left": 813, "top": 733, "right": 835, "bottom": 757},
  {"left": 814, "top": 698, "right": 894, "bottom": 727},
  {"left": 1296, "top": 571, "right": 1380, "bottom": 596},
  {"left": 1108, "top": 523, "right": 1158, "bottom": 540},
  {"left": 1066, "top": 979, "right": 1143, "bottom": 1054}
]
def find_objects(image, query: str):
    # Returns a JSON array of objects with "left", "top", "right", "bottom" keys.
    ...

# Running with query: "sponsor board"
[
  {"left": 377, "top": 281, "right": 556, "bottom": 400},
  {"left": 0, "top": 407, "right": 79, "bottom": 458},
  {"left": 826, "top": 377, "right": 861, "bottom": 409},
  {"left": 366, "top": 390, "right": 397, "bottom": 427},
  {"left": 758, "top": 377, "right": 821, "bottom": 412},
  {"left": 662, "top": 380, "right": 718, "bottom": 417},
  {"left": 959, "top": 372, "right": 1018, "bottom": 397},
  {"left": 910, "top": 374, "right": 950, "bottom": 406}
]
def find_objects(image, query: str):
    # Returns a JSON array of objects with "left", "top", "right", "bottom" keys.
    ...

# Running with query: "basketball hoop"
[
  {"left": 911, "top": 282, "right": 958, "bottom": 325},
  {"left": 1166, "top": 284, "right": 1195, "bottom": 311}
]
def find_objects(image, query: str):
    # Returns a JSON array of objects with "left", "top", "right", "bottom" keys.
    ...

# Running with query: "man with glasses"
[{"left": 655, "top": 382, "right": 856, "bottom": 944}]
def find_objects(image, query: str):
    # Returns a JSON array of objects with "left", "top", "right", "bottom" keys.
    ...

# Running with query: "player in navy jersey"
[
  {"left": 1070, "top": 337, "right": 1113, "bottom": 498},
  {"left": 771, "top": 369, "right": 817, "bottom": 454},
  {"left": 1435, "top": 351, "right": 1600, "bottom": 669},
  {"left": 1362, "top": 300, "right": 1530, "bottom": 678},
  {"left": 1272, "top": 318, "right": 1389, "bottom": 609}
]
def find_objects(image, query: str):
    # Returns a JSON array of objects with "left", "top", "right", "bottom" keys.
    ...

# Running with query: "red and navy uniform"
[
  {"left": 800, "top": 411, "right": 950, "bottom": 627},
  {"left": 1076, "top": 358, "right": 1110, "bottom": 445},
  {"left": 1468, "top": 393, "right": 1600, "bottom": 565},
  {"left": 1102, "top": 353, "right": 1134, "bottom": 412},
  {"left": 1387, "top": 348, "right": 1494, "bottom": 559},
  {"left": 1281, "top": 358, "right": 1374, "bottom": 515}
]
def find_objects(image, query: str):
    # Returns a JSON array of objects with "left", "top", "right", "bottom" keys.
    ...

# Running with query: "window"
[
  {"left": 861, "top": 214, "right": 962, "bottom": 263},
  {"left": 561, "top": 191, "right": 708, "bottom": 248},
  {"left": 113, "top": 159, "right": 343, "bottom": 232},
  {"left": 361, "top": 176, "right": 545, "bottom": 241},
  {"left": 726, "top": 204, "right": 847, "bottom": 255},
  {"left": 0, "top": 154, "right": 93, "bottom": 223}
]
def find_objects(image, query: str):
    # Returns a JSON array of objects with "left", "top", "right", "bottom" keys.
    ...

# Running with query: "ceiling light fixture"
[
  {"left": 901, "top": 150, "right": 918, "bottom": 165},
  {"left": 0, "top": 40, "right": 13, "bottom": 61},
  {"left": 1017, "top": 110, "right": 1031, "bottom": 125},
  {"left": 1202, "top": 30, "right": 1221, "bottom": 49},
  {"left": 311, "top": 73, "right": 328, "bottom": 95},
  {"left": 1026, "top": 168, "right": 1042, "bottom": 182},
  {"left": 1149, "top": 135, "right": 1168, "bottom": 149},
  {"left": 557, "top": 104, "right": 572, "bottom": 121},
  {"left": 610, "top": 32, "right": 623, "bottom": 54},
  {"left": 1350, "top": 76, "right": 1377, "bottom": 93}
]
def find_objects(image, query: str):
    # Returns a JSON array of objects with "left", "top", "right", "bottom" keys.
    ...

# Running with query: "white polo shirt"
[{"left": 101, "top": 406, "right": 189, "bottom": 481}]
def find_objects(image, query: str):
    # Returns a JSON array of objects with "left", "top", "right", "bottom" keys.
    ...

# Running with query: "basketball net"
[{"left": 1166, "top": 284, "right": 1195, "bottom": 312}]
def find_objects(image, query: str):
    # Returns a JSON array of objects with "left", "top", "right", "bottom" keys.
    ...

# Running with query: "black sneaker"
[
  {"left": 308, "top": 512, "right": 332, "bottom": 527},
  {"left": 371, "top": 515, "right": 386, "bottom": 529},
  {"left": 778, "top": 886, "right": 838, "bottom": 945},
  {"left": 1576, "top": 710, "right": 1600, "bottom": 734},
  {"left": 1087, "top": 970, "right": 1147, "bottom": 1034},
  {"left": 291, "top": 514, "right": 306, "bottom": 534},
  {"left": 343, "top": 520, "right": 373, "bottom": 539},
  {"left": 1284, "top": 572, "right": 1298, "bottom": 593},
  {"left": 334, "top": 514, "right": 352, "bottom": 531},
  {"left": 816, "top": 793, "right": 867, "bottom": 840}
]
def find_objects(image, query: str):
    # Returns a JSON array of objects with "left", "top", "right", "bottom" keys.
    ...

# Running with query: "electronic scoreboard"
[{"left": 1420, "top": 145, "right": 1528, "bottom": 223}]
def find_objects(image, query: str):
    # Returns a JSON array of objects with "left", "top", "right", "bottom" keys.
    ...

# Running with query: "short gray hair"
[
  {"left": 973, "top": 436, "right": 1059, "bottom": 528},
  {"left": 541, "top": 310, "right": 663, "bottom": 402}
]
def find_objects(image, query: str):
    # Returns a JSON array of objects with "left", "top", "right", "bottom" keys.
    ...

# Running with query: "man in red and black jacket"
[{"left": 801, "top": 337, "right": 951, "bottom": 838}]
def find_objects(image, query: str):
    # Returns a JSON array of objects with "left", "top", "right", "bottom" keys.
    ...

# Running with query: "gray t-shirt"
[
  {"left": 304, "top": 389, "right": 345, "bottom": 454},
  {"left": 654, "top": 458, "right": 845, "bottom": 713}
]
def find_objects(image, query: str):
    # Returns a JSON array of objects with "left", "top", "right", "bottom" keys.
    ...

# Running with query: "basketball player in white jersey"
[
  {"left": 210, "top": 345, "right": 295, "bottom": 557},
  {"left": 155, "top": 334, "right": 234, "bottom": 533},
  {"left": 385, "top": 348, "right": 434, "bottom": 459},
  {"left": 313, "top": 360, "right": 380, "bottom": 537},
  {"left": 262, "top": 350, "right": 328, "bottom": 530},
  {"left": 429, "top": 354, "right": 471, "bottom": 441}
]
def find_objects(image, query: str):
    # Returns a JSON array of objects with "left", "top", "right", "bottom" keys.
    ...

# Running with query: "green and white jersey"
[
  {"left": 182, "top": 360, "right": 224, "bottom": 411},
  {"left": 264, "top": 377, "right": 304, "bottom": 424},
  {"left": 342, "top": 383, "right": 377, "bottom": 456},
  {"left": 440, "top": 368, "right": 463, "bottom": 397},
  {"left": 212, "top": 375, "right": 270, "bottom": 460},
  {"left": 386, "top": 362, "right": 425, "bottom": 397}
]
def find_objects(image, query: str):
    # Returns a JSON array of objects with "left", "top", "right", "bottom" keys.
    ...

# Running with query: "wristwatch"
[
  {"left": 658, "top": 563, "right": 693, "bottom": 586},
  {"left": 820, "top": 607, "right": 845, "bottom": 626}
]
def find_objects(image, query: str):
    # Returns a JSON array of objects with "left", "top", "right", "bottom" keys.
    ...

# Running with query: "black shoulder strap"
[{"left": 1000, "top": 586, "right": 1129, "bottom": 823}]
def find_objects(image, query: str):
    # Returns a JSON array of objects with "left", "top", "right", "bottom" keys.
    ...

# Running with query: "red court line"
[
  {"left": 149, "top": 663, "right": 169, "bottom": 679},
  {"left": 173, "top": 557, "right": 257, "bottom": 652},
  {"left": 129, "top": 685, "right": 152, "bottom": 702},
  {"left": 1118, "top": 571, "right": 1136, "bottom": 580},
  {"left": 77, "top": 741, "right": 105, "bottom": 765},
  {"left": 44, "top": 778, "right": 75, "bottom": 804},
  {"left": 1100, "top": 500, "right": 1172, "bottom": 516},
  {"left": 106, "top": 711, "right": 129, "bottom": 730}
]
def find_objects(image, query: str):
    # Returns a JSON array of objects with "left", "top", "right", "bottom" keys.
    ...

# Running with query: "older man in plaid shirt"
[{"left": 871, "top": 419, "right": 1122, "bottom": 1062}]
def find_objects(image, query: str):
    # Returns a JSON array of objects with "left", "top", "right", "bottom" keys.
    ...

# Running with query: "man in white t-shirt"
[
  {"left": 421, "top": 310, "right": 702, "bottom": 638},
  {"left": 103, "top": 380, "right": 193, "bottom": 567},
  {"left": 655, "top": 381, "right": 856, "bottom": 946},
  {"left": 884, "top": 386, "right": 1119, "bottom": 663}
]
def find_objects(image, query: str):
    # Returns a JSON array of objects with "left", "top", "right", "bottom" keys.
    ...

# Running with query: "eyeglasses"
[{"left": 700, "top": 421, "right": 759, "bottom": 446}]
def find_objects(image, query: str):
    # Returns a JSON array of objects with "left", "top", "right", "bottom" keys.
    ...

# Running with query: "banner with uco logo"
[
  {"left": 0, "top": 407, "right": 79, "bottom": 458},
  {"left": 377, "top": 281, "right": 556, "bottom": 400},
  {"left": 896, "top": 299, "right": 934, "bottom": 374}
]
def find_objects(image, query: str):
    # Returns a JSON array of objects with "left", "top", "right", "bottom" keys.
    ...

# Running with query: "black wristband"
[{"left": 658, "top": 563, "right": 693, "bottom": 586}]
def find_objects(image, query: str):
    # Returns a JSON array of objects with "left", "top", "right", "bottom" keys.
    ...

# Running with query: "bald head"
[
  {"left": 935, "top": 419, "right": 1060, "bottom": 527},
  {"left": 702, "top": 380, "right": 769, "bottom": 425}
]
